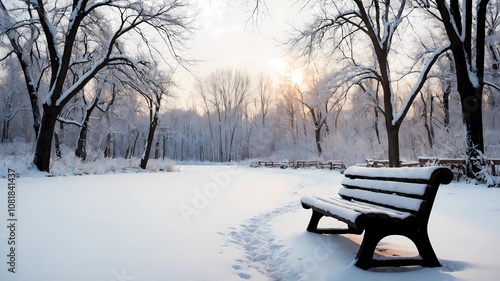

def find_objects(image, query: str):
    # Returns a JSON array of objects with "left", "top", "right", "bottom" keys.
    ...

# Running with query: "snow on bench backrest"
[
  {"left": 339, "top": 166, "right": 453, "bottom": 215},
  {"left": 344, "top": 166, "right": 454, "bottom": 184},
  {"left": 341, "top": 178, "right": 428, "bottom": 197},
  {"left": 338, "top": 187, "right": 424, "bottom": 213}
]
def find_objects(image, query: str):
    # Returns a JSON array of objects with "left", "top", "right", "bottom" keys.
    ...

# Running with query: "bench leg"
[
  {"left": 408, "top": 229, "right": 441, "bottom": 267},
  {"left": 355, "top": 228, "right": 441, "bottom": 270},
  {"left": 355, "top": 228, "right": 385, "bottom": 270},
  {"left": 306, "top": 210, "right": 324, "bottom": 232}
]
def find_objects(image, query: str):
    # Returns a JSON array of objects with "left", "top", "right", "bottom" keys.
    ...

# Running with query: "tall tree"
[
  {"left": 1, "top": 0, "right": 194, "bottom": 172},
  {"left": 426, "top": 0, "right": 497, "bottom": 179},
  {"left": 0, "top": 0, "right": 44, "bottom": 138},
  {"left": 197, "top": 68, "right": 251, "bottom": 162},
  {"left": 56, "top": 70, "right": 117, "bottom": 160},
  {"left": 294, "top": 0, "right": 448, "bottom": 166},
  {"left": 255, "top": 72, "right": 273, "bottom": 126},
  {"left": 295, "top": 73, "right": 347, "bottom": 156},
  {"left": 124, "top": 64, "right": 172, "bottom": 169}
]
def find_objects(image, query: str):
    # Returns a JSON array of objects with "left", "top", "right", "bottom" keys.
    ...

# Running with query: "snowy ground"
[{"left": 1, "top": 165, "right": 499, "bottom": 281}]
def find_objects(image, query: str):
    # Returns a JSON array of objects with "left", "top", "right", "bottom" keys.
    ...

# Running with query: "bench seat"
[{"left": 301, "top": 195, "right": 414, "bottom": 228}]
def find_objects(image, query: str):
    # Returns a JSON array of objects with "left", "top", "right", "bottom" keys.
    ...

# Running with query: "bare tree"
[
  {"left": 293, "top": 0, "right": 449, "bottom": 166},
  {"left": 424, "top": 0, "right": 499, "bottom": 180},
  {"left": 277, "top": 82, "right": 299, "bottom": 143},
  {"left": 1, "top": 0, "right": 194, "bottom": 172},
  {"left": 295, "top": 74, "right": 347, "bottom": 156},
  {"left": 1, "top": 83, "right": 28, "bottom": 143},
  {"left": 485, "top": 1, "right": 499, "bottom": 72},
  {"left": 124, "top": 64, "right": 172, "bottom": 169},
  {"left": 419, "top": 87, "right": 436, "bottom": 149},
  {"left": 255, "top": 72, "right": 273, "bottom": 126},
  {"left": 0, "top": 0, "right": 44, "bottom": 138},
  {"left": 197, "top": 68, "right": 251, "bottom": 162},
  {"left": 56, "top": 70, "right": 117, "bottom": 160}
]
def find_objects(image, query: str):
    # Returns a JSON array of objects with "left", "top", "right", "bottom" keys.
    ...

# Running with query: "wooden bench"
[{"left": 301, "top": 166, "right": 453, "bottom": 270}]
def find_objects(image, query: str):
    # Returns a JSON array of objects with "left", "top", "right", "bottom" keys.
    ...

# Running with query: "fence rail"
[{"left": 251, "top": 160, "right": 346, "bottom": 171}]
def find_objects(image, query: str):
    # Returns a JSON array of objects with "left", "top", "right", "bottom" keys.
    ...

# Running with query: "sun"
[
  {"left": 267, "top": 57, "right": 305, "bottom": 86},
  {"left": 290, "top": 69, "right": 304, "bottom": 85}
]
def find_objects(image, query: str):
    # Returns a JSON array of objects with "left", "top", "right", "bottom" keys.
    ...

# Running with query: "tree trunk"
[
  {"left": 228, "top": 126, "right": 237, "bottom": 162},
  {"left": 218, "top": 126, "right": 223, "bottom": 162},
  {"left": 374, "top": 108, "right": 381, "bottom": 144},
  {"left": 104, "top": 133, "right": 111, "bottom": 158},
  {"left": 315, "top": 126, "right": 322, "bottom": 156},
  {"left": 374, "top": 90, "right": 381, "bottom": 144},
  {"left": 111, "top": 134, "right": 116, "bottom": 158},
  {"left": 181, "top": 134, "right": 185, "bottom": 162},
  {"left": 75, "top": 120, "right": 89, "bottom": 160},
  {"left": 29, "top": 89, "right": 42, "bottom": 139},
  {"left": 140, "top": 115, "right": 158, "bottom": 169},
  {"left": 163, "top": 135, "right": 167, "bottom": 159},
  {"left": 75, "top": 95, "right": 99, "bottom": 160},
  {"left": 54, "top": 131, "right": 62, "bottom": 158},
  {"left": 155, "top": 140, "right": 160, "bottom": 159},
  {"left": 125, "top": 147, "right": 130, "bottom": 159},
  {"left": 33, "top": 108, "right": 58, "bottom": 172},
  {"left": 386, "top": 124, "right": 401, "bottom": 167},
  {"left": 421, "top": 93, "right": 433, "bottom": 149},
  {"left": 430, "top": 95, "right": 435, "bottom": 140},
  {"left": 443, "top": 80, "right": 451, "bottom": 130},
  {"left": 423, "top": 120, "right": 433, "bottom": 149},
  {"left": 2, "top": 118, "right": 8, "bottom": 142},
  {"left": 453, "top": 50, "right": 485, "bottom": 178},
  {"left": 460, "top": 91, "right": 485, "bottom": 178},
  {"left": 130, "top": 130, "right": 139, "bottom": 158}
]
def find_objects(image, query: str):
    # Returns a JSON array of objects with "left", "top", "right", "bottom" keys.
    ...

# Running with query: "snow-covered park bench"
[{"left": 301, "top": 166, "right": 453, "bottom": 270}]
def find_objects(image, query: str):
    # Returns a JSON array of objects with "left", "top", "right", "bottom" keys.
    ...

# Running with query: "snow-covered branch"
[
  {"left": 56, "top": 117, "right": 83, "bottom": 127},
  {"left": 393, "top": 43, "right": 450, "bottom": 125},
  {"left": 484, "top": 80, "right": 500, "bottom": 91}
]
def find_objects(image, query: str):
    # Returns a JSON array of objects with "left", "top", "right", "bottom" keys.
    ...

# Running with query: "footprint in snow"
[
  {"left": 238, "top": 272, "right": 252, "bottom": 279},
  {"left": 222, "top": 201, "right": 301, "bottom": 280}
]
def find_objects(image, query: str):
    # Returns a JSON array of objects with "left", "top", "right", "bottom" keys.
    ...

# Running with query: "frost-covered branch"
[
  {"left": 57, "top": 117, "right": 84, "bottom": 127},
  {"left": 393, "top": 43, "right": 450, "bottom": 125},
  {"left": 484, "top": 80, "right": 500, "bottom": 91}
]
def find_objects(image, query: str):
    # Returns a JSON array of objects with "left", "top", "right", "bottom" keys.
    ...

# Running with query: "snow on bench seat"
[
  {"left": 301, "top": 195, "right": 413, "bottom": 223},
  {"left": 338, "top": 186, "right": 424, "bottom": 213}
]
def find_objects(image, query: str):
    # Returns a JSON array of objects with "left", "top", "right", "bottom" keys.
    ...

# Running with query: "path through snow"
[{"left": 219, "top": 171, "right": 326, "bottom": 280}]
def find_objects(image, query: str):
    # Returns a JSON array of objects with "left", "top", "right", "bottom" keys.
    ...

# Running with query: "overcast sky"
[{"left": 174, "top": 0, "right": 306, "bottom": 106}]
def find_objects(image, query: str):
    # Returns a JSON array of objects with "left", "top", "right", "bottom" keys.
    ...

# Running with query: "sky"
[{"left": 174, "top": 0, "right": 307, "bottom": 106}]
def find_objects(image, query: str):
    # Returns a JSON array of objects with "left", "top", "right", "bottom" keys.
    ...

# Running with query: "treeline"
[{"left": 2, "top": 65, "right": 499, "bottom": 167}]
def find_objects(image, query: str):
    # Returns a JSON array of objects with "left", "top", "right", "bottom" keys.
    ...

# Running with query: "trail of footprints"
[
  {"left": 221, "top": 202, "right": 301, "bottom": 280},
  {"left": 220, "top": 177, "right": 323, "bottom": 280}
]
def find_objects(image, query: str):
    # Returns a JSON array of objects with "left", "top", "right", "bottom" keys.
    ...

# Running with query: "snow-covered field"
[{"left": 1, "top": 165, "right": 499, "bottom": 281}]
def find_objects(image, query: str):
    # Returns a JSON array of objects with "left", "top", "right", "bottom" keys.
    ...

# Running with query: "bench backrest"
[{"left": 339, "top": 166, "right": 453, "bottom": 219}]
